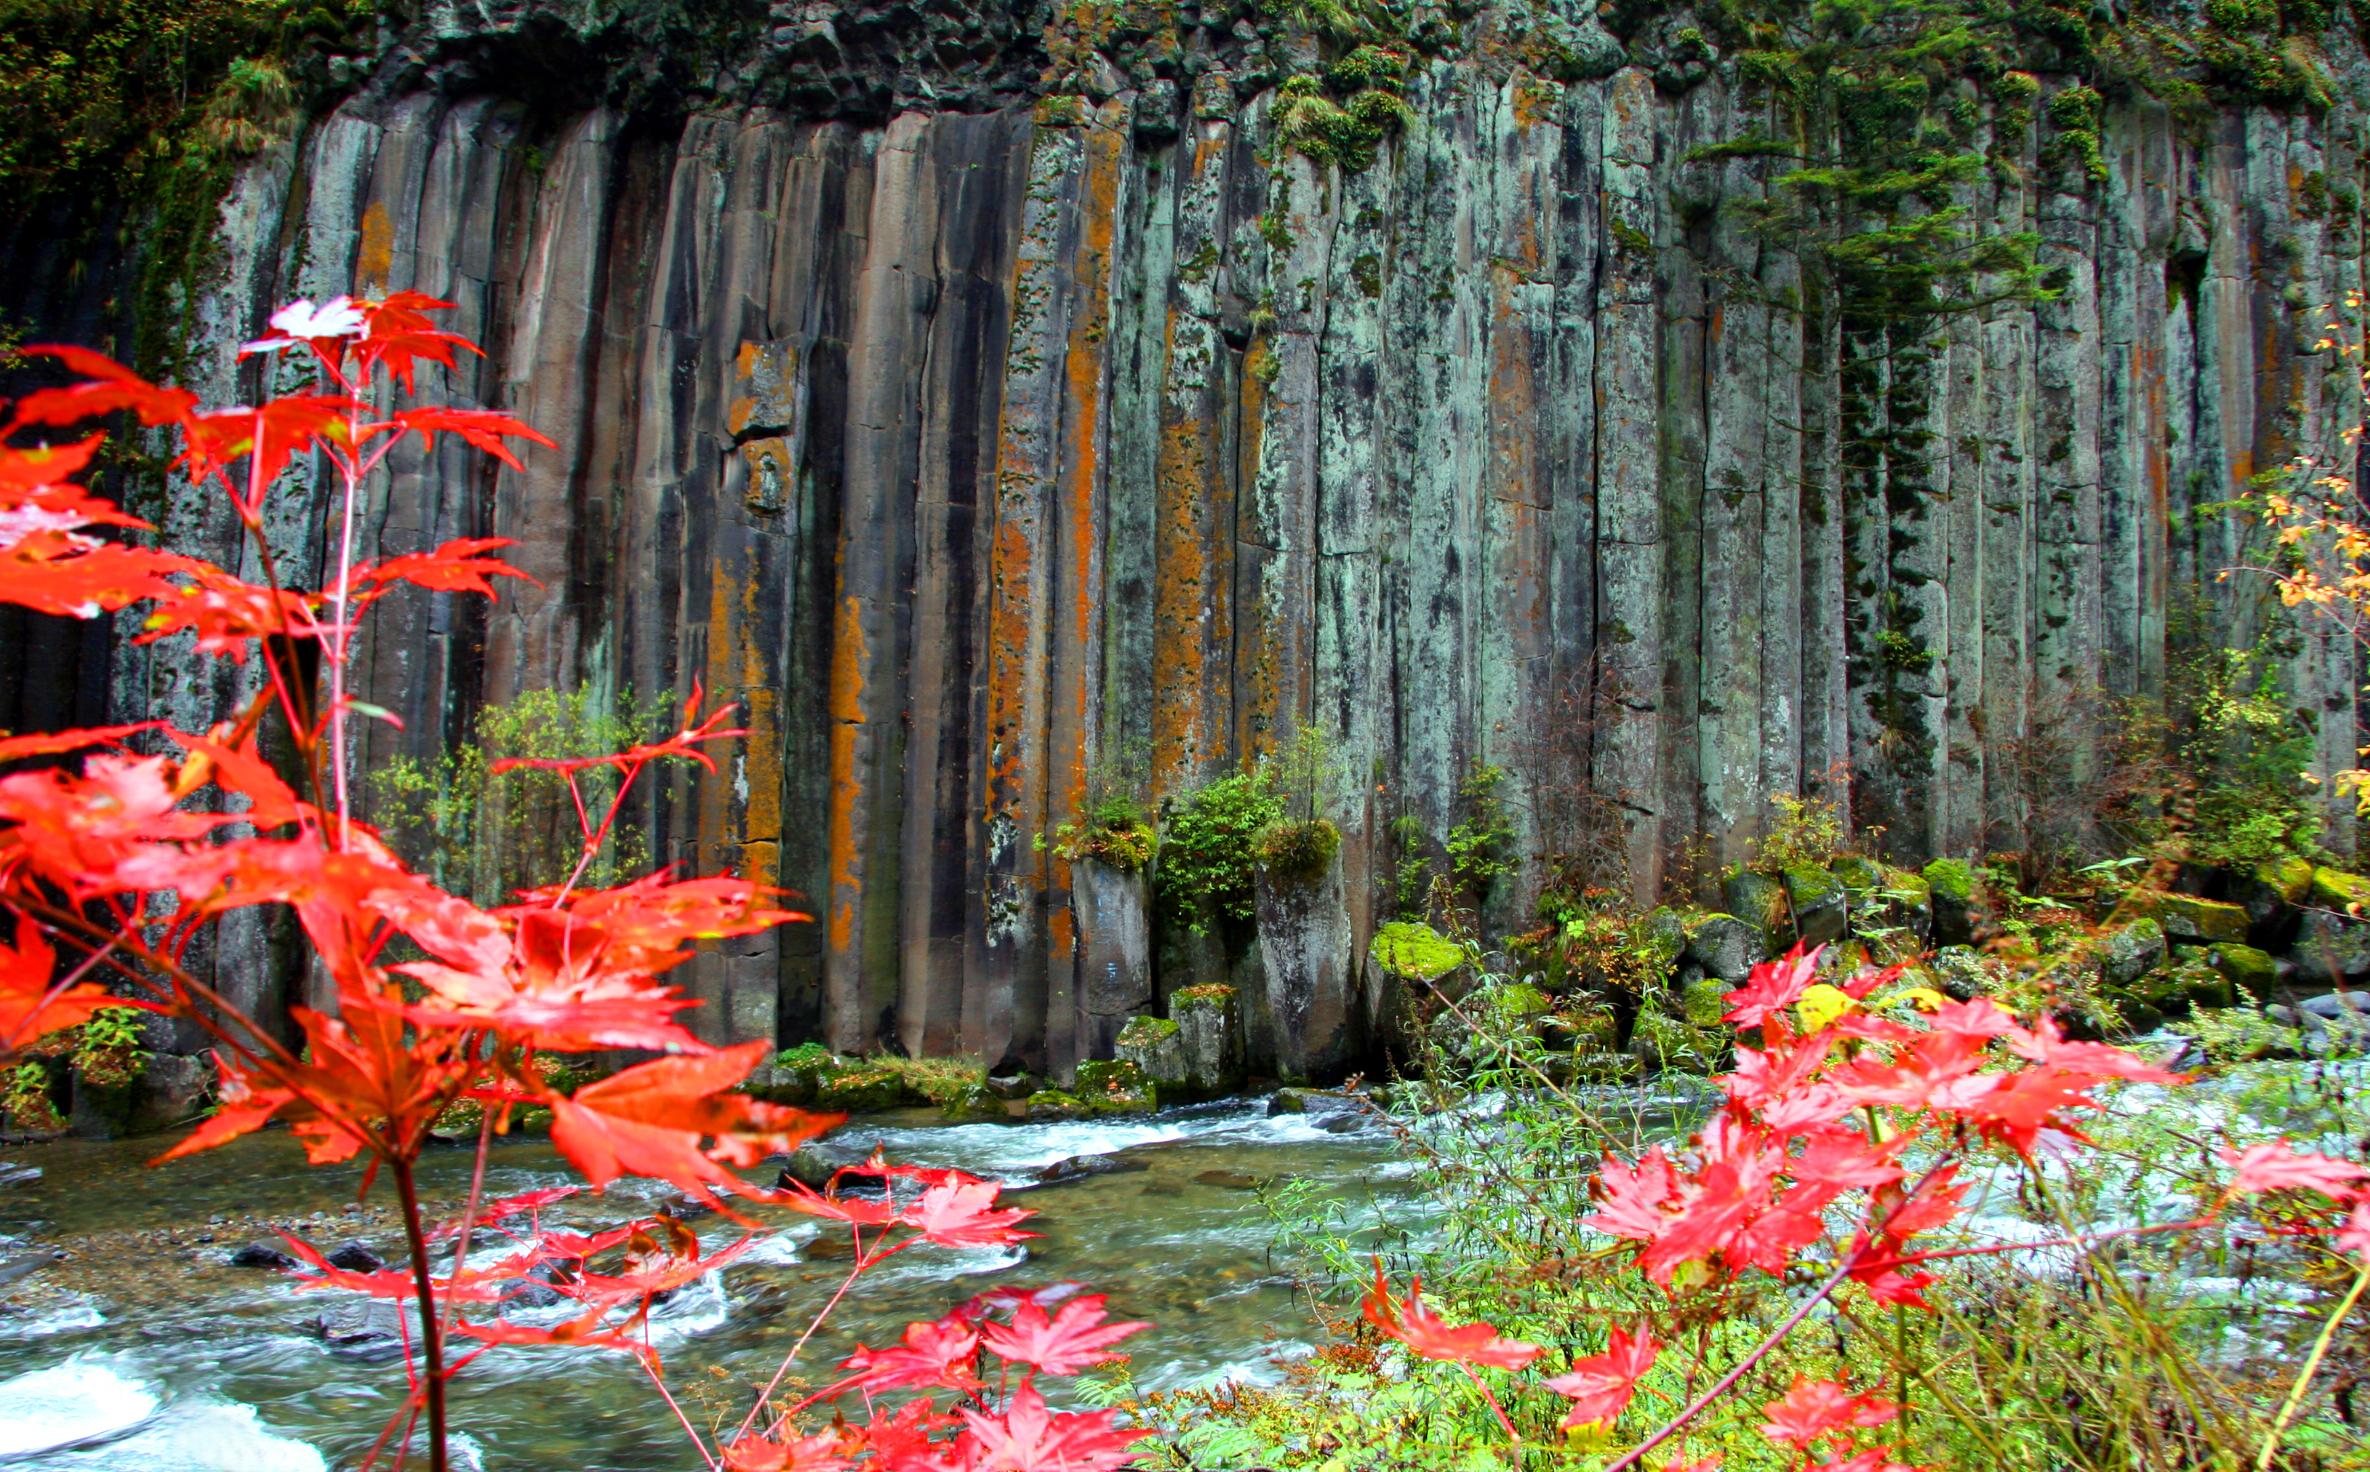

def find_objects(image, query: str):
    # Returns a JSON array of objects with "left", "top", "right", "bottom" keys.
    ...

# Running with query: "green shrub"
[
  {"left": 1156, "top": 769, "right": 1284, "bottom": 933},
  {"left": 1042, "top": 795, "right": 1157, "bottom": 871},
  {"left": 369, "top": 683, "right": 662, "bottom": 902},
  {"left": 1256, "top": 817, "right": 1341, "bottom": 882},
  {"left": 1445, "top": 764, "right": 1518, "bottom": 901},
  {"left": 70, "top": 1007, "right": 147, "bottom": 1090},
  {"left": 1, "top": 1060, "right": 62, "bottom": 1134}
]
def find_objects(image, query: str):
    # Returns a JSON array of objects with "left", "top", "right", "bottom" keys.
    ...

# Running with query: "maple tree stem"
[
  {"left": 1602, "top": 1255, "right": 1858, "bottom": 1472},
  {"left": 739, "top": 1236, "right": 884, "bottom": 1443},
  {"left": 391, "top": 1158, "right": 451, "bottom": 1472},
  {"left": 1458, "top": 1363, "right": 1521, "bottom": 1445},
  {"left": 2254, "top": 1260, "right": 2369, "bottom": 1471}
]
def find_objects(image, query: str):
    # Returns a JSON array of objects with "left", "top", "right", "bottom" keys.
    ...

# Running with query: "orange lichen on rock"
[{"left": 826, "top": 590, "right": 869, "bottom": 953}]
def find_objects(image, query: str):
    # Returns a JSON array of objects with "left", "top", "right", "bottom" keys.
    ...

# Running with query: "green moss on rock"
[
  {"left": 1370, "top": 920, "right": 1464, "bottom": 981},
  {"left": 2310, "top": 866, "right": 2370, "bottom": 911},
  {"left": 1073, "top": 1059, "right": 1157, "bottom": 1113}
]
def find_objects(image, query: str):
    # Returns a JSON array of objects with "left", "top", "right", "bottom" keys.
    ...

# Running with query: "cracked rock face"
[{"left": 2, "top": 6, "right": 2365, "bottom": 1073}]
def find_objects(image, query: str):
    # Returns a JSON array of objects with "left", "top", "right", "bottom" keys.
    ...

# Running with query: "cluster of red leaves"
[
  {"left": 1359, "top": 944, "right": 2370, "bottom": 1468},
  {"left": 0, "top": 299, "right": 1154, "bottom": 1472}
]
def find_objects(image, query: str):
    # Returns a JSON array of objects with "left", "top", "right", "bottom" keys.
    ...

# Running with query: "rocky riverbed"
[{"left": 0, "top": 1097, "right": 1408, "bottom": 1470}]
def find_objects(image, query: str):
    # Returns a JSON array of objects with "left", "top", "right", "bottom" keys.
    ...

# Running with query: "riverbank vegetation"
[{"left": 1130, "top": 944, "right": 2370, "bottom": 1471}]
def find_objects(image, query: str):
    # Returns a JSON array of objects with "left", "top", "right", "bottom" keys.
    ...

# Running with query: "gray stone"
[
  {"left": 1031, "top": 1154, "right": 1147, "bottom": 1188},
  {"left": 1252, "top": 859, "right": 1358, "bottom": 1082},
  {"left": 1075, "top": 862, "right": 1154, "bottom": 1060},
  {"left": 2295, "top": 911, "right": 2370, "bottom": 982},
  {"left": 2299, "top": 990, "right": 2370, "bottom": 1020},
  {"left": 2097, "top": 919, "right": 2167, "bottom": 987},
  {"left": 1684, "top": 914, "right": 1767, "bottom": 983}
]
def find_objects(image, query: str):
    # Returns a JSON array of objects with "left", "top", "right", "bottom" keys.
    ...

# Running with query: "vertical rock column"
[{"left": 979, "top": 100, "right": 1125, "bottom": 1075}]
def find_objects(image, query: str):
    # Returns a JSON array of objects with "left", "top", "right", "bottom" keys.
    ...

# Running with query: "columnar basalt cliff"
[{"left": 5, "top": 1, "right": 2368, "bottom": 1073}]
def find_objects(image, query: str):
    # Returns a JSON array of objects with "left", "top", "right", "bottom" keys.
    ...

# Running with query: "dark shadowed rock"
[
  {"left": 229, "top": 1241, "right": 297, "bottom": 1270},
  {"left": 323, "top": 1241, "right": 386, "bottom": 1273}
]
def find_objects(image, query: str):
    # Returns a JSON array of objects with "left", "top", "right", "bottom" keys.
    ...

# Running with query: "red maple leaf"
[
  {"left": 2222, "top": 1140, "right": 2369, "bottom": 1200},
  {"left": 1583, "top": 1146, "right": 1682, "bottom": 1243},
  {"left": 846, "top": 1398, "right": 958, "bottom": 1472},
  {"left": 1723, "top": 944, "right": 1824, "bottom": 1028},
  {"left": 981, "top": 1293, "right": 1149, "bottom": 1375},
  {"left": 1360, "top": 1261, "right": 1541, "bottom": 1370},
  {"left": 839, "top": 1314, "right": 984, "bottom": 1394},
  {"left": 0, "top": 925, "right": 126, "bottom": 1054},
  {"left": 957, "top": 1382, "right": 1148, "bottom": 1472},
  {"left": 723, "top": 1431, "right": 851, "bottom": 1472},
  {"left": 546, "top": 1040, "right": 839, "bottom": 1206},
  {"left": 1759, "top": 1376, "right": 1899, "bottom": 1451},
  {"left": 1543, "top": 1324, "right": 1659, "bottom": 1427},
  {"left": 384, "top": 407, "right": 557, "bottom": 470},
  {"left": 9, "top": 346, "right": 199, "bottom": 429},
  {"left": 899, "top": 1177, "right": 1037, "bottom": 1249},
  {"left": 354, "top": 537, "right": 537, "bottom": 603}
]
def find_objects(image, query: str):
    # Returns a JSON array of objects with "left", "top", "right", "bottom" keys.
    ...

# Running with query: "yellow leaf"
[{"left": 1796, "top": 983, "right": 1855, "bottom": 1033}]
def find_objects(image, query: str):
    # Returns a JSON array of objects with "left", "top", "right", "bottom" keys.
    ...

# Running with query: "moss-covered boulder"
[
  {"left": 1628, "top": 1009, "right": 1726, "bottom": 1074},
  {"left": 1025, "top": 1089, "right": 1089, "bottom": 1121},
  {"left": 2310, "top": 866, "right": 2370, "bottom": 912},
  {"left": 1676, "top": 976, "right": 1730, "bottom": 1028},
  {"left": 939, "top": 1083, "right": 1010, "bottom": 1122},
  {"left": 1073, "top": 1059, "right": 1157, "bottom": 1113},
  {"left": 2200, "top": 942, "right": 2277, "bottom": 997},
  {"left": 2260, "top": 856, "right": 2316, "bottom": 904},
  {"left": 2127, "top": 891, "right": 2248, "bottom": 944},
  {"left": 1168, "top": 983, "right": 1243, "bottom": 1094},
  {"left": 1722, "top": 870, "right": 1789, "bottom": 946},
  {"left": 1639, "top": 906, "right": 1689, "bottom": 970},
  {"left": 2128, "top": 956, "right": 2236, "bottom": 1025},
  {"left": 2295, "top": 909, "right": 2370, "bottom": 982},
  {"left": 814, "top": 1061, "right": 908, "bottom": 1113},
  {"left": 1780, "top": 864, "right": 1848, "bottom": 946},
  {"left": 1919, "top": 944, "right": 2000, "bottom": 1001},
  {"left": 1684, "top": 912, "right": 1767, "bottom": 983},
  {"left": 1923, "top": 858, "right": 1982, "bottom": 946},
  {"left": 2095, "top": 918, "right": 2167, "bottom": 987},
  {"left": 1486, "top": 980, "right": 1553, "bottom": 1025},
  {"left": 1116, "top": 1015, "right": 1188, "bottom": 1094},
  {"left": 1370, "top": 920, "right": 1464, "bottom": 982}
]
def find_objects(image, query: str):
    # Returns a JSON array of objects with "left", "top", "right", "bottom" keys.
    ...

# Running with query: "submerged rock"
[{"left": 1032, "top": 1154, "right": 1147, "bottom": 1187}]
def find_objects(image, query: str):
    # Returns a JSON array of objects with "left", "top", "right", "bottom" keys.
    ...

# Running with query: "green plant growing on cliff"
[
  {"left": 1043, "top": 744, "right": 1158, "bottom": 870},
  {"left": 370, "top": 683, "right": 660, "bottom": 903},
  {"left": 69, "top": 1006, "right": 149, "bottom": 1091},
  {"left": 1388, "top": 813, "right": 1434, "bottom": 919},
  {"left": 1, "top": 1060, "right": 62, "bottom": 1135},
  {"left": 1257, "top": 723, "right": 1343, "bottom": 884},
  {"left": 1273, "top": 71, "right": 1417, "bottom": 172},
  {"left": 1158, "top": 769, "right": 1285, "bottom": 932},
  {"left": 1751, "top": 789, "right": 1848, "bottom": 875},
  {"left": 1445, "top": 763, "right": 1518, "bottom": 903}
]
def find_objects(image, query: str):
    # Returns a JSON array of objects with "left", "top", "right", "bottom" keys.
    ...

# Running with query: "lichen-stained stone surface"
[{"left": 5, "top": 2, "right": 2365, "bottom": 1071}]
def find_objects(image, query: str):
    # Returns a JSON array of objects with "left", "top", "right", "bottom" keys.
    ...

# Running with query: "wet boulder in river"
[
  {"left": 0, "top": 1248, "right": 64, "bottom": 1290},
  {"left": 323, "top": 1241, "right": 385, "bottom": 1273},
  {"left": 228, "top": 1241, "right": 297, "bottom": 1270},
  {"left": 1032, "top": 1153, "right": 1148, "bottom": 1188}
]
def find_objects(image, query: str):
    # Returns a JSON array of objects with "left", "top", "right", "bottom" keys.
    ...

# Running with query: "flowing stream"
[
  {"left": 0, "top": 1044, "right": 2349, "bottom": 1471},
  {"left": 0, "top": 1098, "right": 1409, "bottom": 1471}
]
